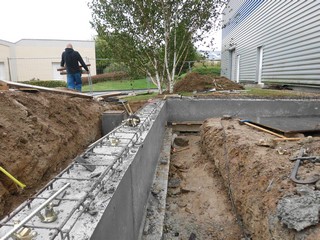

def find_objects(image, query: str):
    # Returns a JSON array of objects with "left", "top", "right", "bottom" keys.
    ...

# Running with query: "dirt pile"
[
  {"left": 174, "top": 72, "right": 244, "bottom": 93},
  {"left": 0, "top": 90, "right": 122, "bottom": 218},
  {"left": 200, "top": 118, "right": 320, "bottom": 239}
]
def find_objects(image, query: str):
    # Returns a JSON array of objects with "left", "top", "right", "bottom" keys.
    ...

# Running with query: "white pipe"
[{"left": 1, "top": 183, "right": 70, "bottom": 240}]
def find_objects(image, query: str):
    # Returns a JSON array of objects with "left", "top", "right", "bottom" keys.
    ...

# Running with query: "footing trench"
[{"left": 1, "top": 98, "right": 320, "bottom": 240}]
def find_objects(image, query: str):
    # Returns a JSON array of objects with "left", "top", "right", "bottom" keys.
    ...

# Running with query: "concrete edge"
[{"left": 140, "top": 127, "right": 172, "bottom": 240}]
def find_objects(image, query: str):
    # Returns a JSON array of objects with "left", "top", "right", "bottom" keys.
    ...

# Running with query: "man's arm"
[
  {"left": 60, "top": 52, "right": 65, "bottom": 67},
  {"left": 77, "top": 52, "right": 89, "bottom": 72}
]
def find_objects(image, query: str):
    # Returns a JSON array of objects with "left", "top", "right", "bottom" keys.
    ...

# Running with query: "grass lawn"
[
  {"left": 82, "top": 78, "right": 157, "bottom": 92},
  {"left": 245, "top": 87, "right": 307, "bottom": 98}
]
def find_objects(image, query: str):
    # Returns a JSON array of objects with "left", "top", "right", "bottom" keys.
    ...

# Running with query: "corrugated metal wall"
[{"left": 221, "top": 0, "right": 320, "bottom": 86}]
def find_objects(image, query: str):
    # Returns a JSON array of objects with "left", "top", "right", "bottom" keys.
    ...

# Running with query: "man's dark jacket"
[{"left": 60, "top": 48, "right": 89, "bottom": 74}]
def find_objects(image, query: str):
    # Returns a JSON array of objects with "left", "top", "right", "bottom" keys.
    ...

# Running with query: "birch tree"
[{"left": 89, "top": 0, "right": 227, "bottom": 93}]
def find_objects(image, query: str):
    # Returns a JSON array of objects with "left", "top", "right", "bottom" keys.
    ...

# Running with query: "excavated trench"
[{"left": 1, "top": 98, "right": 320, "bottom": 240}]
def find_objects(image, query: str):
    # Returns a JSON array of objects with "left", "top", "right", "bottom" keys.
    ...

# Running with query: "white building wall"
[
  {"left": 0, "top": 39, "right": 96, "bottom": 82},
  {"left": 221, "top": 0, "right": 320, "bottom": 85},
  {"left": 0, "top": 62, "right": 5, "bottom": 80},
  {"left": 0, "top": 40, "right": 14, "bottom": 81}
]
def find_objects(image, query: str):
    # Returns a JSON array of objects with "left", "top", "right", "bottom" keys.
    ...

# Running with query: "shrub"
[
  {"left": 82, "top": 71, "right": 129, "bottom": 84},
  {"left": 21, "top": 80, "right": 66, "bottom": 88},
  {"left": 192, "top": 66, "right": 221, "bottom": 75}
]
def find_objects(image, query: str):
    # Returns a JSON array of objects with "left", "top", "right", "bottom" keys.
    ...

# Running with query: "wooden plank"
[
  {"left": 60, "top": 70, "right": 89, "bottom": 75},
  {"left": 93, "top": 92, "right": 125, "bottom": 99},
  {"left": 242, "top": 121, "right": 285, "bottom": 138},
  {"left": 57, "top": 64, "right": 91, "bottom": 71},
  {"left": 0, "top": 80, "right": 93, "bottom": 99},
  {"left": 171, "top": 121, "right": 203, "bottom": 126}
]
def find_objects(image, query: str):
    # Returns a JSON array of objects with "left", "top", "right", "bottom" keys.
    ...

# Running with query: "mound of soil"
[
  {"left": 174, "top": 72, "right": 244, "bottom": 93},
  {"left": 200, "top": 118, "right": 320, "bottom": 239},
  {"left": 0, "top": 91, "right": 125, "bottom": 218}
]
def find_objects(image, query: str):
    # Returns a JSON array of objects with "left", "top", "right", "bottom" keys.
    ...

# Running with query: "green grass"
[
  {"left": 192, "top": 65, "right": 221, "bottom": 75},
  {"left": 82, "top": 78, "right": 157, "bottom": 92},
  {"left": 245, "top": 87, "right": 307, "bottom": 98}
]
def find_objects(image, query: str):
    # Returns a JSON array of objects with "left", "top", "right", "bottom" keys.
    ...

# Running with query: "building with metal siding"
[{"left": 221, "top": 0, "right": 320, "bottom": 87}]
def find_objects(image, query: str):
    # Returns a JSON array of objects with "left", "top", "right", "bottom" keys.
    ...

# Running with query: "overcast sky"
[
  {"left": 0, "top": 0, "right": 221, "bottom": 50},
  {"left": 0, "top": 0, "right": 96, "bottom": 42}
]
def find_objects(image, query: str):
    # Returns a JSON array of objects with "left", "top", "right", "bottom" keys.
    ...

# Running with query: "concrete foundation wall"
[
  {"left": 167, "top": 98, "right": 320, "bottom": 122},
  {"left": 92, "top": 103, "right": 167, "bottom": 240}
]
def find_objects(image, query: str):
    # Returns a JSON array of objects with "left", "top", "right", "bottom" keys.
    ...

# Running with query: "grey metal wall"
[{"left": 221, "top": 0, "right": 320, "bottom": 86}]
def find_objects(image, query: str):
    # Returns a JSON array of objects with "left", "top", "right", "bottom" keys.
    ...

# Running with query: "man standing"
[{"left": 60, "top": 44, "right": 89, "bottom": 92}]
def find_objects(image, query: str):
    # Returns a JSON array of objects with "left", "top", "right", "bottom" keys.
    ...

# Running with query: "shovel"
[{"left": 118, "top": 99, "right": 141, "bottom": 127}]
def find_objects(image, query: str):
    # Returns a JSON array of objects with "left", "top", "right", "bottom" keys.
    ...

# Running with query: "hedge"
[
  {"left": 20, "top": 80, "right": 66, "bottom": 88},
  {"left": 82, "top": 71, "right": 129, "bottom": 84}
]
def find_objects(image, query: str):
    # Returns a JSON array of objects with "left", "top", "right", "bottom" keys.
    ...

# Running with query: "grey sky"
[
  {"left": 0, "top": 0, "right": 96, "bottom": 42},
  {"left": 0, "top": 0, "right": 221, "bottom": 50}
]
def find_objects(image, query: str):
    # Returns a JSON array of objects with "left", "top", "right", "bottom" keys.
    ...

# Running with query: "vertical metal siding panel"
[
  {"left": 223, "top": 1, "right": 288, "bottom": 82},
  {"left": 222, "top": 0, "right": 320, "bottom": 85},
  {"left": 262, "top": 2, "right": 320, "bottom": 84},
  {"left": 222, "top": 0, "right": 269, "bottom": 82},
  {"left": 221, "top": 1, "right": 246, "bottom": 79}
]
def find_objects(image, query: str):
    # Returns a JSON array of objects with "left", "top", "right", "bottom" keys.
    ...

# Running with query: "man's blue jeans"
[{"left": 67, "top": 72, "right": 82, "bottom": 92}]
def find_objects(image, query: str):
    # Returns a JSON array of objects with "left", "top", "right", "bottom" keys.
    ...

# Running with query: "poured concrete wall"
[
  {"left": 91, "top": 103, "right": 167, "bottom": 240},
  {"left": 167, "top": 98, "right": 320, "bottom": 122}
]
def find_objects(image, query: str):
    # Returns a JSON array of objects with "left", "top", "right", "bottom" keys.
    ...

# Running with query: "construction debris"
[{"left": 277, "top": 186, "right": 320, "bottom": 231}]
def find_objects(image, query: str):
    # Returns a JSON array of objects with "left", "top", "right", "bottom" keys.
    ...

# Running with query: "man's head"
[{"left": 66, "top": 43, "right": 73, "bottom": 49}]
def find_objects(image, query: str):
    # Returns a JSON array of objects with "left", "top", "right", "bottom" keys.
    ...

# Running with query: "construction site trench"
[{"left": 1, "top": 90, "right": 320, "bottom": 239}]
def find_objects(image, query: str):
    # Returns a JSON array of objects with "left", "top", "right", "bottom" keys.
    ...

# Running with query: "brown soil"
[
  {"left": 164, "top": 134, "right": 244, "bottom": 239},
  {"left": 164, "top": 120, "right": 320, "bottom": 239},
  {"left": 0, "top": 90, "right": 145, "bottom": 219},
  {"left": 200, "top": 118, "right": 320, "bottom": 239},
  {"left": 174, "top": 72, "right": 244, "bottom": 93}
]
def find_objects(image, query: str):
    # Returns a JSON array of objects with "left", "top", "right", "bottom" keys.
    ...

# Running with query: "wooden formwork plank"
[{"left": 0, "top": 80, "right": 93, "bottom": 99}]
